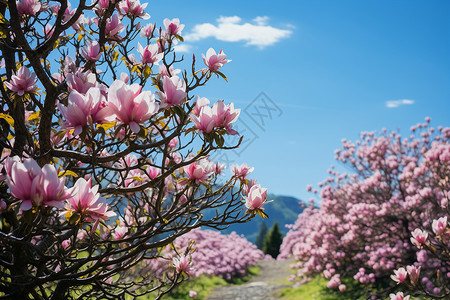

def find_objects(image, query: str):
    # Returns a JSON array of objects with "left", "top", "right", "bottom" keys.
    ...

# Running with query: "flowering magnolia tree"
[
  {"left": 134, "top": 228, "right": 265, "bottom": 282},
  {"left": 279, "top": 119, "right": 449, "bottom": 299},
  {"left": 0, "top": 1, "right": 269, "bottom": 299}
]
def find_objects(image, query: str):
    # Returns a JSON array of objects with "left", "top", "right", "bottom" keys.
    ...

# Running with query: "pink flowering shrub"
[
  {"left": 140, "top": 228, "right": 265, "bottom": 281},
  {"left": 280, "top": 119, "right": 450, "bottom": 299},
  {"left": 0, "top": 2, "right": 267, "bottom": 298}
]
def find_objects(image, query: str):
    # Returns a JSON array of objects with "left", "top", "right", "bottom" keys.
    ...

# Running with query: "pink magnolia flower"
[
  {"left": 338, "top": 284, "right": 346, "bottom": 292},
  {"left": 120, "top": 72, "right": 129, "bottom": 83},
  {"left": 406, "top": 265, "right": 421, "bottom": 284},
  {"left": 168, "top": 137, "right": 178, "bottom": 149},
  {"left": 243, "top": 178, "right": 257, "bottom": 196},
  {"left": 58, "top": 87, "right": 113, "bottom": 135},
  {"left": 391, "top": 267, "right": 407, "bottom": 284},
  {"left": 326, "top": 274, "right": 341, "bottom": 289},
  {"left": 113, "top": 225, "right": 128, "bottom": 240},
  {"left": 189, "top": 290, "right": 197, "bottom": 298},
  {"left": 118, "top": 0, "right": 150, "bottom": 20},
  {"left": 231, "top": 163, "right": 254, "bottom": 180},
  {"left": 5, "top": 156, "right": 71, "bottom": 210},
  {"left": 173, "top": 255, "right": 193, "bottom": 275},
  {"left": 66, "top": 70, "right": 97, "bottom": 94},
  {"left": 93, "top": 0, "right": 109, "bottom": 15},
  {"left": 432, "top": 216, "right": 447, "bottom": 235},
  {"left": 163, "top": 18, "right": 184, "bottom": 36},
  {"left": 5, "top": 66, "right": 38, "bottom": 96},
  {"left": 192, "top": 96, "right": 210, "bottom": 116},
  {"left": 158, "top": 64, "right": 181, "bottom": 78},
  {"left": 105, "top": 14, "right": 125, "bottom": 40},
  {"left": 190, "top": 106, "right": 215, "bottom": 134},
  {"left": 62, "top": 239, "right": 71, "bottom": 250},
  {"left": 140, "top": 23, "right": 154, "bottom": 38},
  {"left": 137, "top": 42, "right": 163, "bottom": 65},
  {"left": 156, "top": 76, "right": 187, "bottom": 109},
  {"left": 107, "top": 79, "right": 159, "bottom": 133},
  {"left": 410, "top": 228, "right": 428, "bottom": 248},
  {"left": 81, "top": 41, "right": 102, "bottom": 62},
  {"left": 202, "top": 48, "right": 231, "bottom": 71},
  {"left": 43, "top": 24, "right": 55, "bottom": 39},
  {"left": 16, "top": 0, "right": 41, "bottom": 16},
  {"left": 211, "top": 101, "right": 240, "bottom": 135},
  {"left": 65, "top": 177, "right": 116, "bottom": 223},
  {"left": 211, "top": 162, "right": 226, "bottom": 175},
  {"left": 389, "top": 292, "right": 410, "bottom": 300},
  {"left": 184, "top": 159, "right": 212, "bottom": 184},
  {"left": 245, "top": 184, "right": 268, "bottom": 211}
]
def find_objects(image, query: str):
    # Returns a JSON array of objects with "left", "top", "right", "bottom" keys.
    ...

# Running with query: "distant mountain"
[{"left": 214, "top": 194, "right": 304, "bottom": 243}]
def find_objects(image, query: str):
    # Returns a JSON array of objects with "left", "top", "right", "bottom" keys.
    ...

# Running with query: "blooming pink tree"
[
  {"left": 0, "top": 1, "right": 268, "bottom": 299},
  {"left": 279, "top": 119, "right": 449, "bottom": 299}
]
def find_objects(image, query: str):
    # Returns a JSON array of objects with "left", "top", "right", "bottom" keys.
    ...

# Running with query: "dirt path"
[{"left": 208, "top": 258, "right": 294, "bottom": 300}]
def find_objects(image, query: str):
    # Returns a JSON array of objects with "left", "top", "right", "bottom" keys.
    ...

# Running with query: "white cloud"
[
  {"left": 385, "top": 99, "right": 415, "bottom": 108},
  {"left": 253, "top": 16, "right": 269, "bottom": 26},
  {"left": 173, "top": 44, "right": 192, "bottom": 53},
  {"left": 184, "top": 16, "right": 292, "bottom": 48}
]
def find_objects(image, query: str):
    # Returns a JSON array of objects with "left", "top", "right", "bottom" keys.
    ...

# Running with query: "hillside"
[{"left": 215, "top": 194, "right": 304, "bottom": 243}]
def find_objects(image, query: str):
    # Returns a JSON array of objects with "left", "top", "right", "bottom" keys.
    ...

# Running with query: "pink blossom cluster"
[
  {"left": 279, "top": 119, "right": 450, "bottom": 298},
  {"left": 190, "top": 98, "right": 240, "bottom": 135},
  {"left": 170, "top": 228, "right": 265, "bottom": 280}
]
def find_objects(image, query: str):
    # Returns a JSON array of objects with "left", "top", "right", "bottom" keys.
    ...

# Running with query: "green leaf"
[
  {"left": 214, "top": 134, "right": 225, "bottom": 148},
  {"left": 175, "top": 34, "right": 184, "bottom": 42},
  {"left": 214, "top": 70, "right": 228, "bottom": 82}
]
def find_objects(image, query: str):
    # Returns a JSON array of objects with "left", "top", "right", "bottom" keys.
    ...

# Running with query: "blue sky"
[{"left": 149, "top": 0, "right": 450, "bottom": 201}]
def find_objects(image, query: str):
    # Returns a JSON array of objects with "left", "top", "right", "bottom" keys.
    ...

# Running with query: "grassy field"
[
  {"left": 135, "top": 266, "right": 260, "bottom": 300},
  {"left": 278, "top": 276, "right": 370, "bottom": 300}
]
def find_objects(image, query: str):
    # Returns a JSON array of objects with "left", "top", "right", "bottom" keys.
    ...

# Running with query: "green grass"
[
  {"left": 278, "top": 276, "right": 368, "bottom": 300},
  {"left": 136, "top": 266, "right": 260, "bottom": 300}
]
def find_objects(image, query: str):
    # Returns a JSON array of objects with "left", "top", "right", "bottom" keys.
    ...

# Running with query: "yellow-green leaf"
[
  {"left": 96, "top": 121, "right": 116, "bottom": 131},
  {"left": 58, "top": 170, "right": 79, "bottom": 178},
  {"left": 27, "top": 111, "right": 40, "bottom": 122},
  {"left": 0, "top": 113, "right": 14, "bottom": 128}
]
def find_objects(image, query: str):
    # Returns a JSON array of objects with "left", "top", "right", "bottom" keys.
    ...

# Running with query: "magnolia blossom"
[
  {"left": 65, "top": 178, "right": 115, "bottom": 223},
  {"left": 243, "top": 179, "right": 257, "bottom": 196},
  {"left": 190, "top": 106, "right": 215, "bottom": 134},
  {"left": 432, "top": 216, "right": 447, "bottom": 235},
  {"left": 326, "top": 274, "right": 341, "bottom": 289},
  {"left": 163, "top": 18, "right": 184, "bottom": 36},
  {"left": 211, "top": 101, "right": 240, "bottom": 135},
  {"left": 245, "top": 184, "right": 268, "bottom": 211},
  {"left": 189, "top": 290, "right": 197, "bottom": 298},
  {"left": 59, "top": 87, "right": 112, "bottom": 135},
  {"left": 231, "top": 163, "right": 254, "bottom": 180},
  {"left": 391, "top": 267, "right": 407, "bottom": 284},
  {"left": 156, "top": 76, "right": 187, "bottom": 108},
  {"left": 81, "top": 41, "right": 102, "bottom": 62},
  {"left": 184, "top": 159, "right": 212, "bottom": 184},
  {"left": 158, "top": 64, "right": 181, "bottom": 77},
  {"left": 5, "top": 66, "right": 38, "bottom": 96},
  {"left": 137, "top": 43, "right": 163, "bottom": 65},
  {"left": 118, "top": 0, "right": 150, "bottom": 19},
  {"left": 173, "top": 255, "right": 193, "bottom": 275},
  {"left": 5, "top": 157, "right": 71, "bottom": 210},
  {"left": 192, "top": 96, "right": 210, "bottom": 116},
  {"left": 389, "top": 292, "right": 410, "bottom": 300},
  {"left": 406, "top": 265, "right": 421, "bottom": 284},
  {"left": 105, "top": 14, "right": 125, "bottom": 40},
  {"left": 140, "top": 23, "right": 154, "bottom": 38},
  {"left": 202, "top": 48, "right": 231, "bottom": 71},
  {"left": 410, "top": 228, "right": 428, "bottom": 248},
  {"left": 107, "top": 79, "right": 159, "bottom": 133},
  {"left": 16, "top": 0, "right": 41, "bottom": 16},
  {"left": 66, "top": 70, "right": 97, "bottom": 94}
]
